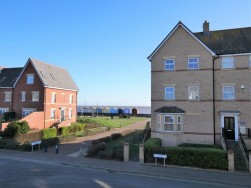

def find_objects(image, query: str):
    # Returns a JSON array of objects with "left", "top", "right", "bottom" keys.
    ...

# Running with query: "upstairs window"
[
  {"left": 188, "top": 86, "right": 199, "bottom": 100},
  {"left": 165, "top": 59, "right": 175, "bottom": 70},
  {"left": 27, "top": 74, "right": 34, "bottom": 84},
  {"left": 21, "top": 91, "right": 26, "bottom": 102},
  {"left": 32, "top": 91, "right": 39, "bottom": 102},
  {"left": 188, "top": 58, "right": 199, "bottom": 69},
  {"left": 4, "top": 92, "right": 12, "bottom": 102},
  {"left": 165, "top": 87, "right": 175, "bottom": 100},
  {"left": 69, "top": 94, "right": 73, "bottom": 104},
  {"left": 223, "top": 86, "right": 235, "bottom": 100},
  {"left": 51, "top": 93, "right": 56, "bottom": 104},
  {"left": 222, "top": 57, "right": 234, "bottom": 69}
]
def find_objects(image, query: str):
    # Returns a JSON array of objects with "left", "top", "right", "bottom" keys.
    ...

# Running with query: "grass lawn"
[{"left": 77, "top": 116, "right": 149, "bottom": 128}]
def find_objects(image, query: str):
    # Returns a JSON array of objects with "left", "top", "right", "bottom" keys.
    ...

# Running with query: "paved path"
[{"left": 37, "top": 119, "right": 150, "bottom": 156}]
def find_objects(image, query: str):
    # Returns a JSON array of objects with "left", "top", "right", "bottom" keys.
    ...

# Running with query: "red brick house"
[{"left": 0, "top": 58, "right": 79, "bottom": 130}]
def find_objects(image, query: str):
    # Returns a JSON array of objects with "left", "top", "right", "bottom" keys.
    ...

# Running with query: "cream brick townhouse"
[{"left": 148, "top": 21, "right": 251, "bottom": 146}]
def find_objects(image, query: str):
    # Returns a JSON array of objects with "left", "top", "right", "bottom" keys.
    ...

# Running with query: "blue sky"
[{"left": 0, "top": 0, "right": 251, "bottom": 106}]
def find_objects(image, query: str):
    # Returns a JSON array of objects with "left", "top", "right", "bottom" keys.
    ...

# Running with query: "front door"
[
  {"left": 61, "top": 109, "right": 65, "bottom": 122},
  {"left": 224, "top": 117, "right": 235, "bottom": 140}
]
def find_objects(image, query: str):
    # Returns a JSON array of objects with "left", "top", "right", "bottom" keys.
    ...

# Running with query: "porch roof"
[{"left": 155, "top": 106, "right": 185, "bottom": 113}]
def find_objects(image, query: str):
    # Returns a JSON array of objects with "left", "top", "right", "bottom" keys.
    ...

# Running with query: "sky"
[{"left": 0, "top": 0, "right": 251, "bottom": 106}]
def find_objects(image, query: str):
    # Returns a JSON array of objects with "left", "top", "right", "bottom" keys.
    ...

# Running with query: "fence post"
[
  {"left": 228, "top": 150, "right": 234, "bottom": 172},
  {"left": 124, "top": 142, "right": 129, "bottom": 162},
  {"left": 249, "top": 152, "right": 251, "bottom": 173},
  {"left": 139, "top": 144, "right": 144, "bottom": 164}
]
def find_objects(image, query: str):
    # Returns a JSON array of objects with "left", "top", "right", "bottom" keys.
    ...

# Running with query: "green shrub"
[
  {"left": 144, "top": 146, "right": 228, "bottom": 170},
  {"left": 59, "top": 126, "right": 70, "bottom": 136},
  {"left": 145, "top": 138, "right": 162, "bottom": 149},
  {"left": 111, "top": 133, "right": 122, "bottom": 140},
  {"left": 86, "top": 127, "right": 109, "bottom": 136},
  {"left": 87, "top": 142, "right": 106, "bottom": 157},
  {"left": 98, "top": 150, "right": 113, "bottom": 159},
  {"left": 42, "top": 128, "right": 57, "bottom": 139},
  {"left": 18, "top": 121, "right": 30, "bottom": 134},
  {"left": 77, "top": 118, "right": 91, "bottom": 124},
  {"left": 0, "top": 139, "right": 20, "bottom": 150},
  {"left": 69, "top": 123, "right": 86, "bottom": 133},
  {"left": 4, "top": 121, "right": 19, "bottom": 138},
  {"left": 92, "top": 136, "right": 111, "bottom": 145},
  {"left": 75, "top": 130, "right": 88, "bottom": 137},
  {"left": 3, "top": 112, "right": 15, "bottom": 121}
]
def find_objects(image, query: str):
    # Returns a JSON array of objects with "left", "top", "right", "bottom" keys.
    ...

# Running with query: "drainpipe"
[{"left": 213, "top": 55, "right": 219, "bottom": 145}]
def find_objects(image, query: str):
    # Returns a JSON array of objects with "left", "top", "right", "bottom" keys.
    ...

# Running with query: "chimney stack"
[{"left": 203, "top": 21, "right": 209, "bottom": 34}]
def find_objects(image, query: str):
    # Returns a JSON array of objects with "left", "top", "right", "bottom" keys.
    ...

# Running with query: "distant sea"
[{"left": 77, "top": 106, "right": 151, "bottom": 115}]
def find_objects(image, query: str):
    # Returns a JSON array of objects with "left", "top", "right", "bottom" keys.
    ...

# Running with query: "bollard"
[
  {"left": 139, "top": 144, "right": 144, "bottom": 164},
  {"left": 55, "top": 143, "right": 59, "bottom": 154},
  {"left": 123, "top": 142, "right": 129, "bottom": 162},
  {"left": 228, "top": 150, "right": 234, "bottom": 172}
]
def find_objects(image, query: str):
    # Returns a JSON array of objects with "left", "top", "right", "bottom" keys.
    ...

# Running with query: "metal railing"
[{"left": 239, "top": 130, "right": 249, "bottom": 160}]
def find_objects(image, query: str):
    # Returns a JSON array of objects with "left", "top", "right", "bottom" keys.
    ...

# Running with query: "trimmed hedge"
[
  {"left": 145, "top": 145, "right": 228, "bottom": 170},
  {"left": 145, "top": 138, "right": 162, "bottom": 149},
  {"left": 42, "top": 128, "right": 57, "bottom": 139},
  {"left": 15, "top": 130, "right": 43, "bottom": 144},
  {"left": 178, "top": 143, "right": 222, "bottom": 149}
]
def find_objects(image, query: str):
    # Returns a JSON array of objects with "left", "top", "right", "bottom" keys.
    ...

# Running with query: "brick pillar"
[
  {"left": 228, "top": 150, "right": 234, "bottom": 172},
  {"left": 124, "top": 142, "right": 129, "bottom": 162},
  {"left": 139, "top": 144, "right": 144, "bottom": 164},
  {"left": 249, "top": 152, "right": 251, "bottom": 173}
]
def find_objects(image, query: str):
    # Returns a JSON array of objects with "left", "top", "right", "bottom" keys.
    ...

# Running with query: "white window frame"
[
  {"left": 21, "top": 91, "right": 26, "bottom": 102},
  {"left": 26, "top": 74, "right": 34, "bottom": 84},
  {"left": 4, "top": 92, "right": 12, "bottom": 102},
  {"left": 249, "top": 55, "right": 251, "bottom": 68},
  {"left": 165, "top": 87, "right": 175, "bottom": 100},
  {"left": 165, "top": 59, "right": 175, "bottom": 70},
  {"left": 222, "top": 86, "right": 235, "bottom": 100},
  {"left": 188, "top": 86, "right": 199, "bottom": 100},
  {"left": 222, "top": 56, "right": 234, "bottom": 69},
  {"left": 69, "top": 108, "right": 73, "bottom": 119},
  {"left": 31, "top": 91, "right": 39, "bottom": 102},
  {"left": 0, "top": 108, "right": 9, "bottom": 114},
  {"left": 164, "top": 115, "right": 175, "bottom": 132},
  {"left": 177, "top": 115, "right": 182, "bottom": 132},
  {"left": 51, "top": 93, "right": 56, "bottom": 104},
  {"left": 188, "top": 57, "right": 199, "bottom": 69},
  {"left": 22, "top": 108, "right": 36, "bottom": 118},
  {"left": 51, "top": 109, "right": 56, "bottom": 119},
  {"left": 69, "top": 94, "right": 73, "bottom": 104}
]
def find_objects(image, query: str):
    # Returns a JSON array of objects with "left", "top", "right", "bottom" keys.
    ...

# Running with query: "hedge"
[
  {"left": 144, "top": 138, "right": 162, "bottom": 149},
  {"left": 86, "top": 142, "right": 106, "bottom": 157},
  {"left": 42, "top": 128, "right": 57, "bottom": 139},
  {"left": 145, "top": 145, "right": 228, "bottom": 170}
]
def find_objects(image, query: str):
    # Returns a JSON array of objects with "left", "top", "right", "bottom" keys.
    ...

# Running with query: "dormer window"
[
  {"left": 27, "top": 74, "right": 34, "bottom": 84},
  {"left": 222, "top": 56, "right": 234, "bottom": 69}
]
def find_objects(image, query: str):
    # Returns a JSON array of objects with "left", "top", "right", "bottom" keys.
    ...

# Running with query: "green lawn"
[{"left": 77, "top": 116, "right": 148, "bottom": 128}]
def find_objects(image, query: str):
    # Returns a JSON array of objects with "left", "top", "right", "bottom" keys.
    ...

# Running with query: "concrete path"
[{"left": 37, "top": 119, "right": 150, "bottom": 157}]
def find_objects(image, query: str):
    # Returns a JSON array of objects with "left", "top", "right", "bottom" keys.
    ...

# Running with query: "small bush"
[
  {"left": 0, "top": 139, "right": 20, "bottom": 150},
  {"left": 86, "top": 127, "right": 109, "bottom": 136},
  {"left": 87, "top": 142, "right": 106, "bottom": 157},
  {"left": 178, "top": 143, "right": 222, "bottom": 149},
  {"left": 4, "top": 121, "right": 19, "bottom": 138},
  {"left": 145, "top": 138, "right": 162, "bottom": 149},
  {"left": 18, "top": 121, "right": 30, "bottom": 134},
  {"left": 42, "top": 128, "right": 57, "bottom": 139},
  {"left": 59, "top": 126, "right": 70, "bottom": 136}
]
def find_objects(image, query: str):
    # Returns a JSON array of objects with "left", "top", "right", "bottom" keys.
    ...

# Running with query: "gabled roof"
[
  {"left": 155, "top": 106, "right": 185, "bottom": 113},
  {"left": 29, "top": 58, "right": 79, "bottom": 91},
  {"left": 0, "top": 68, "right": 23, "bottom": 88},
  {"left": 148, "top": 21, "right": 215, "bottom": 60},
  {"left": 14, "top": 58, "right": 79, "bottom": 91},
  {"left": 194, "top": 27, "right": 251, "bottom": 55},
  {"left": 148, "top": 22, "right": 251, "bottom": 60}
]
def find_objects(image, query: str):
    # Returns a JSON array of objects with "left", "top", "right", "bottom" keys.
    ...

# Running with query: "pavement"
[{"left": 1, "top": 119, "right": 251, "bottom": 187}]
